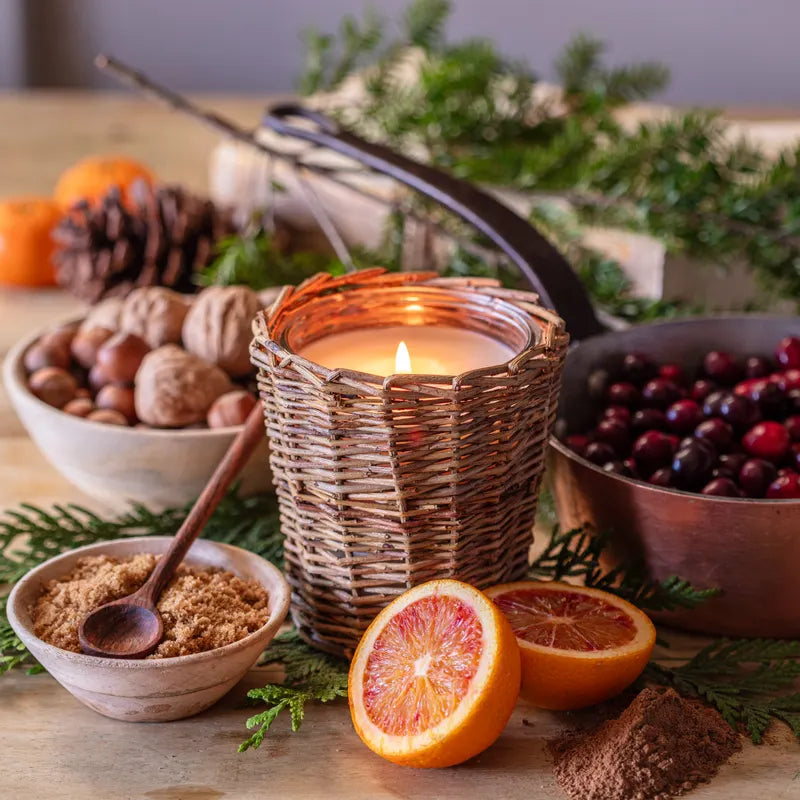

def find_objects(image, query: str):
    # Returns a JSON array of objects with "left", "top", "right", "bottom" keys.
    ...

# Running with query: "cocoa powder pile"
[
  {"left": 32, "top": 553, "right": 270, "bottom": 658},
  {"left": 550, "top": 687, "right": 741, "bottom": 800}
]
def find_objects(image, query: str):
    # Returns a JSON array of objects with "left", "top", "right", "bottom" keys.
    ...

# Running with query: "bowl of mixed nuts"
[{"left": 2, "top": 285, "right": 276, "bottom": 510}]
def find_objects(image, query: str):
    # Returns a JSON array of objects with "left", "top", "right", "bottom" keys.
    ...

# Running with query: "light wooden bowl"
[
  {"left": 7, "top": 536, "right": 291, "bottom": 722},
  {"left": 3, "top": 324, "right": 271, "bottom": 511}
]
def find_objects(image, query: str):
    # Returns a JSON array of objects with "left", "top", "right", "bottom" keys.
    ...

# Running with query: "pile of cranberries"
[{"left": 561, "top": 336, "right": 800, "bottom": 499}]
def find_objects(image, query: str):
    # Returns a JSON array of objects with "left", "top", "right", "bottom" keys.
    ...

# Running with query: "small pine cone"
[{"left": 53, "top": 182, "right": 236, "bottom": 304}]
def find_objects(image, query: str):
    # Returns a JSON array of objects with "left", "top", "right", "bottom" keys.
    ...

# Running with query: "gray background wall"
[{"left": 2, "top": 0, "right": 797, "bottom": 104}]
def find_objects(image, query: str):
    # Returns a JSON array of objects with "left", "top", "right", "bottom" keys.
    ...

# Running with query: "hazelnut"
[
  {"left": 87, "top": 408, "right": 129, "bottom": 426},
  {"left": 88, "top": 363, "right": 112, "bottom": 393},
  {"left": 75, "top": 387, "right": 92, "bottom": 399},
  {"left": 80, "top": 297, "right": 122, "bottom": 333},
  {"left": 96, "top": 384, "right": 137, "bottom": 424},
  {"left": 24, "top": 340, "right": 71, "bottom": 373},
  {"left": 40, "top": 323, "right": 78, "bottom": 352},
  {"left": 119, "top": 287, "right": 191, "bottom": 348},
  {"left": 182, "top": 286, "right": 261, "bottom": 377},
  {"left": 207, "top": 390, "right": 258, "bottom": 428},
  {"left": 28, "top": 367, "right": 77, "bottom": 408},
  {"left": 134, "top": 345, "right": 232, "bottom": 427},
  {"left": 71, "top": 326, "right": 114, "bottom": 369},
  {"left": 96, "top": 332, "right": 150, "bottom": 384},
  {"left": 63, "top": 397, "right": 94, "bottom": 417}
]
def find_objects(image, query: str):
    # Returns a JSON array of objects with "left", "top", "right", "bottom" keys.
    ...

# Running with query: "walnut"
[
  {"left": 119, "top": 287, "right": 190, "bottom": 348},
  {"left": 134, "top": 345, "right": 232, "bottom": 427},
  {"left": 182, "top": 286, "right": 261, "bottom": 377},
  {"left": 79, "top": 297, "right": 123, "bottom": 333}
]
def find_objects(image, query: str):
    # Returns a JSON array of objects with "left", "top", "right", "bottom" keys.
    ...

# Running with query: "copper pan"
[{"left": 263, "top": 105, "right": 800, "bottom": 637}]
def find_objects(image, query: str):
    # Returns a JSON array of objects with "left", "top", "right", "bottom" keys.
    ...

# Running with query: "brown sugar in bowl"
[{"left": 7, "top": 537, "right": 290, "bottom": 722}]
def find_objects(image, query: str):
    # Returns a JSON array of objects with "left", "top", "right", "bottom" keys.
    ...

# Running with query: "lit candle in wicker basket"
[{"left": 250, "top": 268, "right": 568, "bottom": 657}]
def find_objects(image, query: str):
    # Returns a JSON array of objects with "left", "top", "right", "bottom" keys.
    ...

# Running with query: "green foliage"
[
  {"left": 529, "top": 526, "right": 720, "bottom": 612},
  {"left": 298, "top": 0, "right": 800, "bottom": 309},
  {"left": 647, "top": 640, "right": 800, "bottom": 744},
  {"left": 555, "top": 33, "right": 669, "bottom": 103},
  {"left": 240, "top": 630, "right": 349, "bottom": 752},
  {"left": 198, "top": 228, "right": 348, "bottom": 290},
  {"left": 0, "top": 491, "right": 283, "bottom": 672}
]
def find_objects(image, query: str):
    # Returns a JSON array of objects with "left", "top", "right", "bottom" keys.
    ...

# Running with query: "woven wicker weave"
[{"left": 251, "top": 268, "right": 568, "bottom": 656}]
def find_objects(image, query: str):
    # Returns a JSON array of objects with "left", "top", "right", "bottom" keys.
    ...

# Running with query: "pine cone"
[{"left": 54, "top": 183, "right": 236, "bottom": 303}]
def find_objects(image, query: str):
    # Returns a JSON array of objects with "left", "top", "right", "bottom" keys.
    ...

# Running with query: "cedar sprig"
[
  {"left": 529, "top": 525, "right": 719, "bottom": 612},
  {"left": 646, "top": 640, "right": 800, "bottom": 743},
  {"left": 239, "top": 630, "right": 349, "bottom": 752}
]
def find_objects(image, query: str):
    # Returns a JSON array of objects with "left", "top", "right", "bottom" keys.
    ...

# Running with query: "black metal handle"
[{"left": 262, "top": 102, "right": 604, "bottom": 341}]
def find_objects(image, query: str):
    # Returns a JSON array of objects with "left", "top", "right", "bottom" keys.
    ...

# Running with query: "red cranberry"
[
  {"left": 775, "top": 337, "right": 800, "bottom": 369},
  {"left": 642, "top": 378, "right": 682, "bottom": 409},
  {"left": 606, "top": 382, "right": 641, "bottom": 408},
  {"left": 701, "top": 478, "right": 742, "bottom": 497},
  {"left": 649, "top": 467, "right": 674, "bottom": 487},
  {"left": 659, "top": 363, "right": 686, "bottom": 385},
  {"left": 711, "top": 465, "right": 737, "bottom": 481},
  {"left": 738, "top": 458, "right": 778, "bottom": 497},
  {"left": 776, "top": 369, "right": 800, "bottom": 392},
  {"left": 584, "top": 441, "right": 617, "bottom": 465},
  {"left": 679, "top": 435, "right": 717, "bottom": 462},
  {"left": 602, "top": 405, "right": 632, "bottom": 425},
  {"left": 742, "top": 421, "right": 791, "bottom": 462},
  {"left": 665, "top": 400, "right": 703, "bottom": 434},
  {"left": 766, "top": 473, "right": 800, "bottom": 499},
  {"left": 703, "top": 351, "right": 741, "bottom": 385},
  {"left": 632, "top": 408, "right": 667, "bottom": 434},
  {"left": 691, "top": 380, "right": 717, "bottom": 402},
  {"left": 785, "top": 416, "right": 800, "bottom": 442},
  {"left": 623, "top": 458, "right": 639, "bottom": 477},
  {"left": 702, "top": 390, "right": 727, "bottom": 417},
  {"left": 718, "top": 393, "right": 760, "bottom": 430},
  {"left": 602, "top": 460, "right": 633, "bottom": 477},
  {"left": 718, "top": 452, "right": 748, "bottom": 474},
  {"left": 735, "top": 378, "right": 786, "bottom": 418},
  {"left": 694, "top": 418, "right": 734, "bottom": 451},
  {"left": 745, "top": 356, "right": 773, "bottom": 378},
  {"left": 632, "top": 431, "right": 676, "bottom": 472},
  {"left": 778, "top": 468, "right": 797, "bottom": 478},
  {"left": 671, "top": 441, "right": 715, "bottom": 490},
  {"left": 621, "top": 352, "right": 658, "bottom": 385},
  {"left": 564, "top": 434, "right": 590, "bottom": 457},
  {"left": 595, "top": 419, "right": 630, "bottom": 455}
]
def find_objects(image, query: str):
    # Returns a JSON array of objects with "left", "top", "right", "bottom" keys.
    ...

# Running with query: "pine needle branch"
[{"left": 404, "top": 0, "right": 450, "bottom": 49}]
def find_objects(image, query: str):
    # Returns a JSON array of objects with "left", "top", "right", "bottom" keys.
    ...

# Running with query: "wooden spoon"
[{"left": 78, "top": 404, "right": 267, "bottom": 659}]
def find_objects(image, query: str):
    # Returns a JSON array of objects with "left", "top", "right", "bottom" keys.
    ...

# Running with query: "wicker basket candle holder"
[{"left": 251, "top": 269, "right": 568, "bottom": 656}]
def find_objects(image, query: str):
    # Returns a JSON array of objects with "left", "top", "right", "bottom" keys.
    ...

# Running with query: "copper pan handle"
[{"left": 262, "top": 103, "right": 604, "bottom": 341}]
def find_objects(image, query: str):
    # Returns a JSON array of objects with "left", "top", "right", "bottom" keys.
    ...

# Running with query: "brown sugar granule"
[
  {"left": 31, "top": 553, "right": 270, "bottom": 658},
  {"left": 549, "top": 687, "right": 741, "bottom": 800}
]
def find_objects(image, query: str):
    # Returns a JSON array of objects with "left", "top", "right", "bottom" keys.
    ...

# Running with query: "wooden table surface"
[{"left": 2, "top": 91, "right": 800, "bottom": 800}]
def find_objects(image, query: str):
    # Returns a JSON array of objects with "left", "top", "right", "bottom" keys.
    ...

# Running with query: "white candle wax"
[{"left": 298, "top": 325, "right": 517, "bottom": 376}]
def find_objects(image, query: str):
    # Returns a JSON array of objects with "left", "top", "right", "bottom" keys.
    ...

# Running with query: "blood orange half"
[
  {"left": 485, "top": 581, "right": 656, "bottom": 710},
  {"left": 348, "top": 579, "right": 521, "bottom": 768}
]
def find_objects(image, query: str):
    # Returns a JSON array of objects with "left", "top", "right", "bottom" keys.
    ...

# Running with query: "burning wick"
[{"left": 395, "top": 341, "right": 412, "bottom": 373}]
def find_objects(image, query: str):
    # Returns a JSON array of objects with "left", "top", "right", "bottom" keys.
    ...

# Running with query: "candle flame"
[{"left": 395, "top": 341, "right": 412, "bottom": 373}]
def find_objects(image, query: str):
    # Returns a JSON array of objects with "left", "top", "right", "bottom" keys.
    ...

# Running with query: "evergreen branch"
[
  {"left": 404, "top": 0, "right": 450, "bottom": 49},
  {"left": 529, "top": 525, "right": 719, "bottom": 612},
  {"left": 645, "top": 640, "right": 800, "bottom": 743},
  {"left": 239, "top": 630, "right": 349, "bottom": 752}
]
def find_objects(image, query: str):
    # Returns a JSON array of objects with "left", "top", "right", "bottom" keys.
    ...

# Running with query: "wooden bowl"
[
  {"left": 3, "top": 324, "right": 271, "bottom": 511},
  {"left": 7, "top": 536, "right": 290, "bottom": 722}
]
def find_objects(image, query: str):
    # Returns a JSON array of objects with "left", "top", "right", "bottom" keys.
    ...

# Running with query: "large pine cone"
[{"left": 54, "top": 182, "right": 236, "bottom": 303}]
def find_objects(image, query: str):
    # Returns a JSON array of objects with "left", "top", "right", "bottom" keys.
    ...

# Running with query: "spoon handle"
[{"left": 138, "top": 403, "right": 267, "bottom": 606}]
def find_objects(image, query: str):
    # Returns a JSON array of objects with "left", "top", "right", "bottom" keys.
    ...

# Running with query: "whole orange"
[
  {"left": 54, "top": 155, "right": 155, "bottom": 209},
  {"left": 0, "top": 197, "right": 62, "bottom": 287}
]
